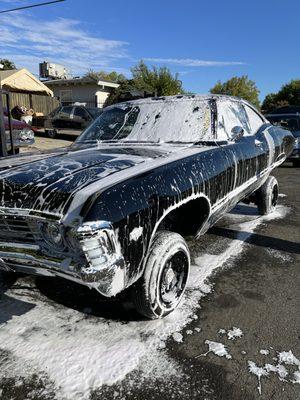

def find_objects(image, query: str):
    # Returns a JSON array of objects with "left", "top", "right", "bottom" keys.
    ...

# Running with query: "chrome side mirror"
[{"left": 231, "top": 126, "right": 244, "bottom": 141}]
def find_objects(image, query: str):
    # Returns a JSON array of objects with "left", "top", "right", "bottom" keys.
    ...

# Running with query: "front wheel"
[
  {"left": 132, "top": 231, "right": 190, "bottom": 319},
  {"left": 45, "top": 129, "right": 57, "bottom": 139},
  {"left": 255, "top": 175, "right": 279, "bottom": 215}
]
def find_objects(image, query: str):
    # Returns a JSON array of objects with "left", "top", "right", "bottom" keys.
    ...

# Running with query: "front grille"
[{"left": 0, "top": 215, "right": 37, "bottom": 244}]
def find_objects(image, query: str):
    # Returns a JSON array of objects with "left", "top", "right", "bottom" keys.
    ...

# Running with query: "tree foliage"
[
  {"left": 105, "top": 60, "right": 184, "bottom": 106},
  {"left": 0, "top": 59, "right": 16, "bottom": 70},
  {"left": 262, "top": 80, "right": 300, "bottom": 112},
  {"left": 85, "top": 69, "right": 126, "bottom": 83},
  {"left": 210, "top": 75, "right": 260, "bottom": 108},
  {"left": 131, "top": 60, "right": 183, "bottom": 97}
]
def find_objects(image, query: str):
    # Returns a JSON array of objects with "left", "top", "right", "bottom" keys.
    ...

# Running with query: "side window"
[
  {"left": 217, "top": 100, "right": 250, "bottom": 140},
  {"left": 60, "top": 106, "right": 73, "bottom": 118},
  {"left": 244, "top": 105, "right": 264, "bottom": 133},
  {"left": 74, "top": 107, "right": 90, "bottom": 119}
]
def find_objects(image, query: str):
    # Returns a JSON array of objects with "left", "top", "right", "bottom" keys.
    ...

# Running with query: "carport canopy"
[{"left": 0, "top": 68, "right": 53, "bottom": 96}]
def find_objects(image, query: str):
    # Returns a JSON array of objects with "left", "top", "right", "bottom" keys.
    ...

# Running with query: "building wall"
[{"left": 48, "top": 83, "right": 111, "bottom": 108}]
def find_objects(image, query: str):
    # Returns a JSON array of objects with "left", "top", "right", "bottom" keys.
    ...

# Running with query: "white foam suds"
[
  {"left": 172, "top": 332, "right": 183, "bottom": 343},
  {"left": 260, "top": 349, "right": 270, "bottom": 355},
  {"left": 129, "top": 226, "right": 143, "bottom": 242},
  {"left": 0, "top": 205, "right": 290, "bottom": 398},
  {"left": 248, "top": 361, "right": 268, "bottom": 395},
  {"left": 200, "top": 340, "right": 232, "bottom": 360},
  {"left": 218, "top": 327, "right": 243, "bottom": 340}
]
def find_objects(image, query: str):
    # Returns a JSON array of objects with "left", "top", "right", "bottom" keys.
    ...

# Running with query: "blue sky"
[{"left": 0, "top": 0, "right": 299, "bottom": 101}]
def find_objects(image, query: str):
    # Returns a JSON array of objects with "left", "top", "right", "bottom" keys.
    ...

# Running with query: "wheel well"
[{"left": 157, "top": 196, "right": 211, "bottom": 237}]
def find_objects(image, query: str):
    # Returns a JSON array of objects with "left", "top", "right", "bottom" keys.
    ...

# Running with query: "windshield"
[{"left": 76, "top": 99, "right": 212, "bottom": 143}]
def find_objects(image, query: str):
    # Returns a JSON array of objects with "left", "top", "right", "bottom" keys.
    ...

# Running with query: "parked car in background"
[
  {"left": 3, "top": 115, "right": 35, "bottom": 155},
  {"left": 0, "top": 95, "right": 294, "bottom": 318},
  {"left": 266, "top": 110, "right": 300, "bottom": 167},
  {"left": 44, "top": 105, "right": 102, "bottom": 138}
]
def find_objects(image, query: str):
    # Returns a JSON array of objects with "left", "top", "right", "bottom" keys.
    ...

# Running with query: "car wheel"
[
  {"left": 292, "top": 160, "right": 300, "bottom": 167},
  {"left": 0, "top": 270, "right": 18, "bottom": 293},
  {"left": 7, "top": 148, "right": 20, "bottom": 156},
  {"left": 132, "top": 230, "right": 190, "bottom": 319},
  {"left": 256, "top": 175, "right": 279, "bottom": 215},
  {"left": 46, "top": 129, "right": 57, "bottom": 139}
]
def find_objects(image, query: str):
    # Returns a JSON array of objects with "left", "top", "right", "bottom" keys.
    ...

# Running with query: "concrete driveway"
[{"left": 0, "top": 153, "right": 299, "bottom": 400}]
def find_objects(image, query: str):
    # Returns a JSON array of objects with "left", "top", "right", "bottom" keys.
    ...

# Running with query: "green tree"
[
  {"left": 210, "top": 75, "right": 260, "bottom": 108},
  {"left": 104, "top": 79, "right": 137, "bottom": 106},
  {"left": 131, "top": 60, "right": 184, "bottom": 97},
  {"left": 0, "top": 59, "right": 16, "bottom": 70},
  {"left": 105, "top": 60, "right": 185, "bottom": 106},
  {"left": 85, "top": 69, "right": 126, "bottom": 83},
  {"left": 261, "top": 80, "right": 300, "bottom": 113}
]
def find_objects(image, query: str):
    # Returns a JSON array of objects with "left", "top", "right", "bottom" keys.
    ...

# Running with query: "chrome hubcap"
[{"left": 159, "top": 252, "right": 189, "bottom": 306}]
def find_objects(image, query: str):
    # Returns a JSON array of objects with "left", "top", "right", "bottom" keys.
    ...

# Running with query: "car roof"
[{"left": 108, "top": 94, "right": 255, "bottom": 109}]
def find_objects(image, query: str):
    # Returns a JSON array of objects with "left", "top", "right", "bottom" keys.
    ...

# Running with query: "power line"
[{"left": 0, "top": 0, "right": 65, "bottom": 14}]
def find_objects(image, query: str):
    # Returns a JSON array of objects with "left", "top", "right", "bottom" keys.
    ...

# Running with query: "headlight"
[
  {"left": 40, "top": 222, "right": 65, "bottom": 249},
  {"left": 295, "top": 137, "right": 300, "bottom": 149},
  {"left": 19, "top": 128, "right": 34, "bottom": 141}
]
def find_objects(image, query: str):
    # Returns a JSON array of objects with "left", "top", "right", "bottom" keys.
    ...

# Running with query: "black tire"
[
  {"left": 292, "top": 160, "right": 300, "bottom": 168},
  {"left": 255, "top": 175, "right": 279, "bottom": 215},
  {"left": 0, "top": 270, "right": 18, "bottom": 293},
  {"left": 132, "top": 231, "right": 190, "bottom": 319},
  {"left": 46, "top": 129, "right": 57, "bottom": 139},
  {"left": 8, "top": 148, "right": 20, "bottom": 156}
]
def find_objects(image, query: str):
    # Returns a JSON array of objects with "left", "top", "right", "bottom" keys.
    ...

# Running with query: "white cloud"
[
  {"left": 144, "top": 58, "right": 245, "bottom": 67},
  {"left": 0, "top": 14, "right": 129, "bottom": 75}
]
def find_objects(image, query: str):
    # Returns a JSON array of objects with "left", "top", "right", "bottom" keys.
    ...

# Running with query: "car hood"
[{"left": 0, "top": 144, "right": 189, "bottom": 217}]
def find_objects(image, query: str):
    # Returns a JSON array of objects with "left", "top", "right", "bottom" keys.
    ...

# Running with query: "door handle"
[{"left": 255, "top": 139, "right": 263, "bottom": 148}]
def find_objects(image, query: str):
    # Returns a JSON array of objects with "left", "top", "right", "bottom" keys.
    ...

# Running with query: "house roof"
[
  {"left": 44, "top": 76, "right": 119, "bottom": 89},
  {"left": 0, "top": 68, "right": 53, "bottom": 96}
]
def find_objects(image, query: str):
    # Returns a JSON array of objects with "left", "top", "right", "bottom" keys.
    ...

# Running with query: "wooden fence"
[{"left": 1, "top": 92, "right": 60, "bottom": 116}]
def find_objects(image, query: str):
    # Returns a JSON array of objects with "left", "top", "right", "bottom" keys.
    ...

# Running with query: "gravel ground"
[{"left": 21, "top": 133, "right": 74, "bottom": 153}]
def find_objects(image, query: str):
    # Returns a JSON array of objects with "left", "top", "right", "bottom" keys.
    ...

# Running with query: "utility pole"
[{"left": 0, "top": 63, "right": 7, "bottom": 157}]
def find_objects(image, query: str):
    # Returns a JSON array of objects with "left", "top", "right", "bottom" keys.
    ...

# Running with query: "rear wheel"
[
  {"left": 132, "top": 231, "right": 190, "bottom": 319},
  {"left": 46, "top": 129, "right": 57, "bottom": 139},
  {"left": 255, "top": 175, "right": 279, "bottom": 215}
]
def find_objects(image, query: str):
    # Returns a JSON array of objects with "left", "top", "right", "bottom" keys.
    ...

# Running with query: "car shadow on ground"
[
  {"left": 213, "top": 203, "right": 299, "bottom": 254},
  {"left": 210, "top": 226, "right": 299, "bottom": 254},
  {"left": 35, "top": 276, "right": 143, "bottom": 322},
  {"left": 0, "top": 272, "right": 36, "bottom": 324}
]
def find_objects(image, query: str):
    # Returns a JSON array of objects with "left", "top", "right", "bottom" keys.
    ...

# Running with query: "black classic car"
[
  {"left": 44, "top": 105, "right": 102, "bottom": 138},
  {"left": 0, "top": 95, "right": 294, "bottom": 318}
]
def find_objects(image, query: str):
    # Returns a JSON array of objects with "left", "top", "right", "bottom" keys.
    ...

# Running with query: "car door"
[
  {"left": 73, "top": 107, "right": 92, "bottom": 132},
  {"left": 216, "top": 99, "right": 265, "bottom": 208},
  {"left": 52, "top": 106, "right": 74, "bottom": 130},
  {"left": 242, "top": 103, "right": 275, "bottom": 174}
]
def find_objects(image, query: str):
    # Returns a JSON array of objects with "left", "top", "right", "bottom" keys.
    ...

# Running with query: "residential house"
[{"left": 44, "top": 77, "right": 119, "bottom": 108}]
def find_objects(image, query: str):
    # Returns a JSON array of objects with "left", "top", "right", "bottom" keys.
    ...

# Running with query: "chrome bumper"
[{"left": 0, "top": 220, "right": 127, "bottom": 297}]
